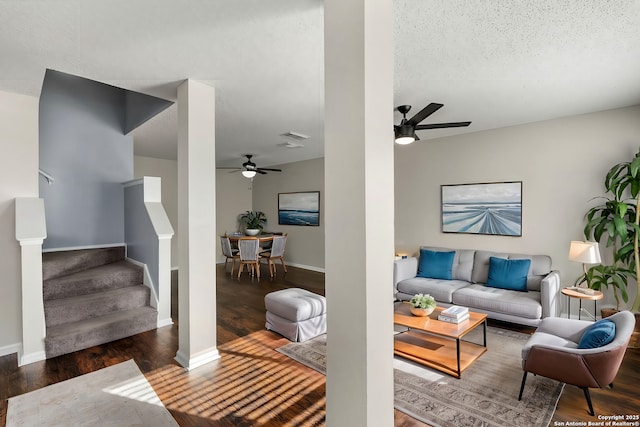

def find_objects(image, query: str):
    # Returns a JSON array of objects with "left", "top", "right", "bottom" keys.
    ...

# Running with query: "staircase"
[{"left": 43, "top": 246, "right": 157, "bottom": 358}]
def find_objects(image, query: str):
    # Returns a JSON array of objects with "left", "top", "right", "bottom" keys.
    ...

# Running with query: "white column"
[
  {"left": 175, "top": 80, "right": 219, "bottom": 370},
  {"left": 15, "top": 197, "right": 47, "bottom": 366},
  {"left": 324, "top": 0, "right": 395, "bottom": 425}
]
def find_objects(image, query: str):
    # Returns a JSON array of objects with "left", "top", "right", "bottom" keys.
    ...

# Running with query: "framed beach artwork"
[
  {"left": 278, "top": 191, "right": 320, "bottom": 226},
  {"left": 441, "top": 182, "right": 522, "bottom": 236}
]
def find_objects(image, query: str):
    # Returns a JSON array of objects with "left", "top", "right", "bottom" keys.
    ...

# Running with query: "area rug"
[
  {"left": 6, "top": 359, "right": 178, "bottom": 427},
  {"left": 276, "top": 327, "right": 564, "bottom": 427}
]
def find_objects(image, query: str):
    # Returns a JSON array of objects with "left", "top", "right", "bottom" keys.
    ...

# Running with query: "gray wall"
[
  {"left": 124, "top": 182, "right": 160, "bottom": 296},
  {"left": 394, "top": 105, "right": 640, "bottom": 313},
  {"left": 39, "top": 70, "right": 133, "bottom": 249},
  {"left": 252, "top": 158, "right": 325, "bottom": 271}
]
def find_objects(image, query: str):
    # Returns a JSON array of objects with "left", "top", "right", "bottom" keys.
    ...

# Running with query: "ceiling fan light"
[
  {"left": 395, "top": 136, "right": 415, "bottom": 145},
  {"left": 242, "top": 170, "right": 256, "bottom": 178},
  {"left": 395, "top": 124, "right": 416, "bottom": 145}
]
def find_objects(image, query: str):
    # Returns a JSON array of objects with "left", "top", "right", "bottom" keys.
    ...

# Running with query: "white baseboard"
[
  {"left": 157, "top": 318, "right": 174, "bottom": 328},
  {"left": 43, "top": 243, "right": 126, "bottom": 253},
  {"left": 286, "top": 262, "right": 325, "bottom": 273},
  {"left": 175, "top": 348, "right": 220, "bottom": 370},
  {"left": 19, "top": 350, "right": 46, "bottom": 366},
  {"left": 215, "top": 261, "right": 325, "bottom": 273},
  {"left": 0, "top": 342, "right": 20, "bottom": 358}
]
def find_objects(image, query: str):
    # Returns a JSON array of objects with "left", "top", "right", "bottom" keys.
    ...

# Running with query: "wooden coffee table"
[{"left": 393, "top": 304, "right": 487, "bottom": 378}]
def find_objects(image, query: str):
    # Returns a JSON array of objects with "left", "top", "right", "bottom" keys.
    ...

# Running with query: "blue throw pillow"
[
  {"left": 417, "top": 249, "right": 455, "bottom": 280},
  {"left": 486, "top": 257, "right": 531, "bottom": 291},
  {"left": 578, "top": 319, "right": 616, "bottom": 349}
]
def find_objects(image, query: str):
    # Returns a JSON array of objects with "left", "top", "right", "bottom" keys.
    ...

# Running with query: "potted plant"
[
  {"left": 408, "top": 293, "right": 436, "bottom": 317},
  {"left": 580, "top": 148, "right": 640, "bottom": 345},
  {"left": 239, "top": 210, "right": 267, "bottom": 235}
]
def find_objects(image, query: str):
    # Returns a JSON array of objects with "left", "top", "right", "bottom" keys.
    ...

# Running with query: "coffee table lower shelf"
[{"left": 394, "top": 330, "right": 487, "bottom": 378}]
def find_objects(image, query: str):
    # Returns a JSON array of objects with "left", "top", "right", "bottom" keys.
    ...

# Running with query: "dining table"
[{"left": 225, "top": 232, "right": 280, "bottom": 251}]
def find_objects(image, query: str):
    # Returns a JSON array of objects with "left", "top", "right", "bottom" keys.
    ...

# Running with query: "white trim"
[
  {"left": 19, "top": 350, "right": 46, "bottom": 366},
  {"left": 171, "top": 266, "right": 179, "bottom": 271},
  {"left": 157, "top": 318, "right": 174, "bottom": 328},
  {"left": 42, "top": 243, "right": 126, "bottom": 253},
  {"left": 126, "top": 257, "right": 158, "bottom": 309},
  {"left": 19, "top": 238, "right": 44, "bottom": 246},
  {"left": 121, "top": 178, "right": 144, "bottom": 188},
  {"left": 286, "top": 262, "right": 326, "bottom": 273},
  {"left": 0, "top": 343, "right": 20, "bottom": 358},
  {"left": 214, "top": 261, "right": 325, "bottom": 273},
  {"left": 175, "top": 348, "right": 220, "bottom": 370}
]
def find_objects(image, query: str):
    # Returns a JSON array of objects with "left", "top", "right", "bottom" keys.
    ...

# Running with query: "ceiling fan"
[
  {"left": 394, "top": 103, "right": 471, "bottom": 145},
  {"left": 220, "top": 154, "right": 282, "bottom": 178}
]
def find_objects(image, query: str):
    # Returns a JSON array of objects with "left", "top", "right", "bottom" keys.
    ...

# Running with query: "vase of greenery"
[
  {"left": 408, "top": 293, "right": 436, "bottom": 317},
  {"left": 239, "top": 210, "right": 267, "bottom": 235}
]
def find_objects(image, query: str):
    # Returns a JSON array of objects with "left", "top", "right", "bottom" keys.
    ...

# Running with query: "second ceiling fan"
[
  {"left": 394, "top": 103, "right": 471, "bottom": 145},
  {"left": 232, "top": 154, "right": 282, "bottom": 178}
]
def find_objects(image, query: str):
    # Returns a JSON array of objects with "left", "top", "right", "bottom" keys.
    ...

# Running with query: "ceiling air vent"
[
  {"left": 278, "top": 141, "right": 305, "bottom": 149},
  {"left": 280, "top": 131, "right": 309, "bottom": 141}
]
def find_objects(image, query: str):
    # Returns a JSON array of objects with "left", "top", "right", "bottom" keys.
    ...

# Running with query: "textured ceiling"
[{"left": 1, "top": 1, "right": 639, "bottom": 168}]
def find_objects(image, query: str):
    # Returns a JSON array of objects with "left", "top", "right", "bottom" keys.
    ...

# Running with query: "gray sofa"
[{"left": 394, "top": 247, "right": 561, "bottom": 326}]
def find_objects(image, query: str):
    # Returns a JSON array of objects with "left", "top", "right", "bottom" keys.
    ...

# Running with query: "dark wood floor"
[{"left": 1, "top": 264, "right": 639, "bottom": 426}]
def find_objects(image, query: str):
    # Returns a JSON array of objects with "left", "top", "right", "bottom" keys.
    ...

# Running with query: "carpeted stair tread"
[
  {"left": 45, "top": 285, "right": 151, "bottom": 327},
  {"left": 42, "top": 246, "right": 125, "bottom": 281},
  {"left": 44, "top": 260, "right": 143, "bottom": 301},
  {"left": 45, "top": 306, "right": 157, "bottom": 358}
]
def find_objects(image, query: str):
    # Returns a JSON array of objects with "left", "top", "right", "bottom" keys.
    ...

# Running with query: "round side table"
[{"left": 561, "top": 287, "right": 603, "bottom": 321}]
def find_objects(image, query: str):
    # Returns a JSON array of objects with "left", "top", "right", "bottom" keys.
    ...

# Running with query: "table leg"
[
  {"left": 579, "top": 299, "right": 582, "bottom": 320},
  {"left": 483, "top": 320, "right": 487, "bottom": 347},
  {"left": 456, "top": 338, "right": 461, "bottom": 378},
  {"left": 567, "top": 295, "right": 571, "bottom": 319}
]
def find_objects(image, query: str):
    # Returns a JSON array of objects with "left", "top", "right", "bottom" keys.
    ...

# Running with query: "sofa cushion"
[
  {"left": 397, "top": 277, "right": 471, "bottom": 304},
  {"left": 486, "top": 257, "right": 531, "bottom": 291},
  {"left": 421, "top": 247, "right": 475, "bottom": 282},
  {"left": 417, "top": 249, "right": 455, "bottom": 280},
  {"left": 471, "top": 250, "right": 552, "bottom": 291},
  {"left": 452, "top": 284, "right": 542, "bottom": 319},
  {"left": 578, "top": 319, "right": 616, "bottom": 349}
]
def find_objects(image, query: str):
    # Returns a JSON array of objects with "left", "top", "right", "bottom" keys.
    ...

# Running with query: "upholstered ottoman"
[{"left": 265, "top": 288, "right": 327, "bottom": 342}]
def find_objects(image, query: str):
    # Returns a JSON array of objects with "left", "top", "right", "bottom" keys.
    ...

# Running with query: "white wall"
[
  {"left": 134, "top": 156, "right": 251, "bottom": 265},
  {"left": 395, "top": 105, "right": 640, "bottom": 311},
  {"left": 252, "top": 158, "right": 325, "bottom": 270},
  {"left": 215, "top": 170, "right": 252, "bottom": 262},
  {"left": 0, "top": 91, "right": 39, "bottom": 354},
  {"left": 134, "top": 156, "right": 179, "bottom": 268}
]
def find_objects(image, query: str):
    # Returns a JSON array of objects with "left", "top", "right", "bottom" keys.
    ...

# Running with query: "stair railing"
[{"left": 38, "top": 168, "right": 54, "bottom": 185}]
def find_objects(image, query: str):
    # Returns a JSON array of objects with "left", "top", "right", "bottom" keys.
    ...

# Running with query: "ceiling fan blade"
[
  {"left": 258, "top": 168, "right": 282, "bottom": 172},
  {"left": 406, "top": 103, "right": 443, "bottom": 126},
  {"left": 415, "top": 121, "right": 471, "bottom": 130},
  {"left": 256, "top": 169, "right": 268, "bottom": 174}
]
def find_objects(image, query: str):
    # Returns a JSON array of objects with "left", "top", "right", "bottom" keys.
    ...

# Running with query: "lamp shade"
[
  {"left": 568, "top": 241, "right": 602, "bottom": 264},
  {"left": 241, "top": 170, "right": 257, "bottom": 178}
]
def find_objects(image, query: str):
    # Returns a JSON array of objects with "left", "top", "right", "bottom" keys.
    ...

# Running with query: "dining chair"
[
  {"left": 220, "top": 236, "right": 239, "bottom": 276},
  {"left": 261, "top": 234, "right": 288, "bottom": 278},
  {"left": 237, "top": 236, "right": 261, "bottom": 279}
]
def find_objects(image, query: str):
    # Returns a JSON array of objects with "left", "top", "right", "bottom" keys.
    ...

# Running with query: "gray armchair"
[{"left": 518, "top": 310, "right": 634, "bottom": 415}]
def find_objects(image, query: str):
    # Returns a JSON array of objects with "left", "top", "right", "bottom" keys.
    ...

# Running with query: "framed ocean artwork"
[
  {"left": 278, "top": 191, "right": 320, "bottom": 226},
  {"left": 441, "top": 182, "right": 522, "bottom": 236}
]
